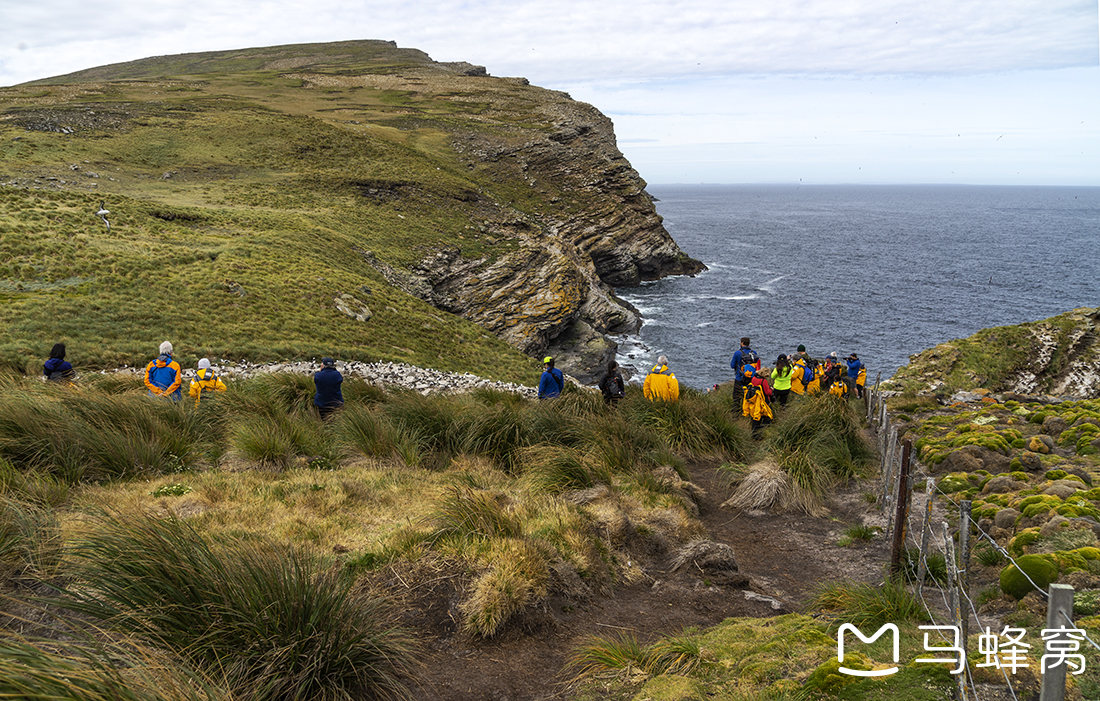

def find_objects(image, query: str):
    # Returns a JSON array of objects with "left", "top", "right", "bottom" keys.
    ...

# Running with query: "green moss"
[
  {"left": 1009, "top": 529, "right": 1041, "bottom": 557},
  {"left": 937, "top": 473, "right": 972, "bottom": 495},
  {"left": 1045, "top": 469, "right": 1069, "bottom": 481},
  {"left": 805, "top": 653, "right": 871, "bottom": 694},
  {"left": 1000, "top": 554, "right": 1059, "bottom": 600}
]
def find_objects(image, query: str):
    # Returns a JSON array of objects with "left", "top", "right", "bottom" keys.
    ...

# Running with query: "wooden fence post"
[
  {"left": 915, "top": 478, "right": 935, "bottom": 600},
  {"left": 958, "top": 501, "right": 971, "bottom": 689},
  {"left": 1041, "top": 583, "right": 1074, "bottom": 701},
  {"left": 889, "top": 440, "right": 912, "bottom": 576},
  {"left": 942, "top": 521, "right": 966, "bottom": 701}
]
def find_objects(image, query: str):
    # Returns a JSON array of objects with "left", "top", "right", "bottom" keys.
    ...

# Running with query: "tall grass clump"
[
  {"left": 0, "top": 635, "right": 230, "bottom": 701},
  {"left": 568, "top": 631, "right": 709, "bottom": 680},
  {"left": 0, "top": 497, "right": 64, "bottom": 580},
  {"left": 626, "top": 395, "right": 710, "bottom": 455},
  {"left": 767, "top": 393, "right": 872, "bottom": 475},
  {"left": 459, "top": 538, "right": 550, "bottom": 638},
  {"left": 458, "top": 401, "right": 533, "bottom": 473},
  {"left": 54, "top": 512, "right": 419, "bottom": 701},
  {"left": 521, "top": 444, "right": 600, "bottom": 493},
  {"left": 229, "top": 411, "right": 336, "bottom": 468},
  {"left": 334, "top": 404, "right": 397, "bottom": 457},
  {"left": 380, "top": 392, "right": 465, "bottom": 468},
  {"left": 430, "top": 486, "right": 521, "bottom": 542},
  {"left": 809, "top": 578, "right": 929, "bottom": 627}
]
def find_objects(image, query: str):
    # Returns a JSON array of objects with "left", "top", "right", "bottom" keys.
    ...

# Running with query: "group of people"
[
  {"left": 730, "top": 337, "right": 866, "bottom": 437},
  {"left": 44, "top": 341, "right": 345, "bottom": 420}
]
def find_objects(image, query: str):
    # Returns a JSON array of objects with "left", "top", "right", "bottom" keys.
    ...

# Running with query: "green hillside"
[{"left": 0, "top": 40, "right": 649, "bottom": 383}]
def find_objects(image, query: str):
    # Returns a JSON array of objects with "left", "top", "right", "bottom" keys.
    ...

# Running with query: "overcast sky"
[{"left": 3, "top": 1, "right": 1098, "bottom": 185}]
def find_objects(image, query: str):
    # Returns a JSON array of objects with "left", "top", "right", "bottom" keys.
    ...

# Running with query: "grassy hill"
[{"left": 1, "top": 40, "right": 691, "bottom": 382}]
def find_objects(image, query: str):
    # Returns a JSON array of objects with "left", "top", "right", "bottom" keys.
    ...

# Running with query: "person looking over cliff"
[
  {"left": 643, "top": 355, "right": 679, "bottom": 402},
  {"left": 598, "top": 361, "right": 625, "bottom": 407},
  {"left": 846, "top": 353, "right": 865, "bottom": 398},
  {"left": 742, "top": 365, "right": 774, "bottom": 438},
  {"left": 313, "top": 357, "right": 345, "bottom": 420},
  {"left": 730, "top": 337, "right": 760, "bottom": 403},
  {"left": 538, "top": 356, "right": 565, "bottom": 399},
  {"left": 770, "top": 354, "right": 793, "bottom": 407},
  {"left": 144, "top": 341, "right": 183, "bottom": 400},
  {"left": 189, "top": 358, "right": 227, "bottom": 406},
  {"left": 44, "top": 343, "right": 76, "bottom": 383}
]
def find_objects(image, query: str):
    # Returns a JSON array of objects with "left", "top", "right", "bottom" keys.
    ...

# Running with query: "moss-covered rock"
[
  {"left": 1000, "top": 554, "right": 1059, "bottom": 600},
  {"left": 1009, "top": 528, "right": 1041, "bottom": 556}
]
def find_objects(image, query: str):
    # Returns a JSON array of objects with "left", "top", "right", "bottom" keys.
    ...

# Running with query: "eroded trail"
[{"left": 407, "top": 459, "right": 889, "bottom": 700}]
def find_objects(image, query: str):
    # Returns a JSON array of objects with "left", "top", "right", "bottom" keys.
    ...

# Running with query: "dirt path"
[{"left": 407, "top": 459, "right": 892, "bottom": 700}]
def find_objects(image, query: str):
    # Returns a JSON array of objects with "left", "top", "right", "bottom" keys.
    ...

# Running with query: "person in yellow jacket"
[
  {"left": 741, "top": 366, "right": 774, "bottom": 438},
  {"left": 643, "top": 355, "right": 679, "bottom": 402},
  {"left": 189, "top": 358, "right": 227, "bottom": 406}
]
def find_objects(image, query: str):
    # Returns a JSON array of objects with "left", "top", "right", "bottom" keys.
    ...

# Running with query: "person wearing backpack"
[
  {"left": 741, "top": 365, "right": 774, "bottom": 438},
  {"left": 538, "top": 356, "right": 565, "bottom": 399},
  {"left": 188, "top": 358, "right": 227, "bottom": 406},
  {"left": 144, "top": 341, "right": 183, "bottom": 400},
  {"left": 770, "top": 354, "right": 793, "bottom": 407},
  {"left": 643, "top": 355, "right": 679, "bottom": 402},
  {"left": 598, "top": 361, "right": 625, "bottom": 407},
  {"left": 313, "top": 356, "right": 345, "bottom": 419},
  {"left": 43, "top": 343, "right": 76, "bottom": 383},
  {"left": 730, "top": 337, "right": 760, "bottom": 403}
]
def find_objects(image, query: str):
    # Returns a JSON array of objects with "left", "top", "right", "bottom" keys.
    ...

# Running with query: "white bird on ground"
[{"left": 96, "top": 201, "right": 110, "bottom": 230}]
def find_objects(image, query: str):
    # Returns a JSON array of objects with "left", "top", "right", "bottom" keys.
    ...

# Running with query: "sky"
[{"left": 3, "top": 1, "right": 1098, "bottom": 185}]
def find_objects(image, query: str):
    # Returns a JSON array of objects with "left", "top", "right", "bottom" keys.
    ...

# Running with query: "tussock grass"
[
  {"left": 0, "top": 497, "right": 64, "bottom": 580},
  {"left": 54, "top": 512, "right": 419, "bottom": 701},
  {"left": 0, "top": 634, "right": 229, "bottom": 701},
  {"left": 459, "top": 538, "right": 550, "bottom": 637},
  {"left": 567, "top": 630, "right": 711, "bottom": 681},
  {"left": 809, "top": 578, "right": 930, "bottom": 626}
]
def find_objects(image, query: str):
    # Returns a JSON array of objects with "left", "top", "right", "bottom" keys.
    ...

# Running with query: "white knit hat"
[
  {"left": 198, "top": 358, "right": 211, "bottom": 370},
  {"left": 159, "top": 341, "right": 173, "bottom": 355}
]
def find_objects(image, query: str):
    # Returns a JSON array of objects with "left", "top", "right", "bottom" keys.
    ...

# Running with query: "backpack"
[
  {"left": 737, "top": 349, "right": 759, "bottom": 379},
  {"left": 742, "top": 382, "right": 773, "bottom": 421},
  {"left": 801, "top": 360, "right": 814, "bottom": 385}
]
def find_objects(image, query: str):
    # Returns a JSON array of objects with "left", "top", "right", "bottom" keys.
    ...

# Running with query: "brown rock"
[
  {"left": 983, "top": 476, "right": 1018, "bottom": 495},
  {"left": 993, "top": 508, "right": 1021, "bottom": 530}
]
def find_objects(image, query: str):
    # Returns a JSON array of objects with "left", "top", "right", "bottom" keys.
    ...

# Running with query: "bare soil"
[{"left": 400, "top": 458, "right": 893, "bottom": 700}]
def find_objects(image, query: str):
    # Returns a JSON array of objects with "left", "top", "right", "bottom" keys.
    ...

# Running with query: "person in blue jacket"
[
  {"left": 846, "top": 353, "right": 864, "bottom": 399},
  {"left": 144, "top": 341, "right": 183, "bottom": 400},
  {"left": 313, "top": 356, "right": 344, "bottom": 420},
  {"left": 43, "top": 343, "right": 75, "bottom": 382},
  {"left": 730, "top": 337, "right": 760, "bottom": 403},
  {"left": 538, "top": 356, "right": 564, "bottom": 399}
]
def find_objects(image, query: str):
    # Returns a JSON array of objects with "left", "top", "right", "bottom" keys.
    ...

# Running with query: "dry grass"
[{"left": 720, "top": 457, "right": 828, "bottom": 517}]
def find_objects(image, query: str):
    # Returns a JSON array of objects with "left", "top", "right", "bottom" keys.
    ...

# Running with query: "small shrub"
[{"left": 810, "top": 578, "right": 929, "bottom": 626}]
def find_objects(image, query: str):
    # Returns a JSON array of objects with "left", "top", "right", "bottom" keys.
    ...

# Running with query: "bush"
[
  {"left": 54, "top": 513, "right": 419, "bottom": 701},
  {"left": 1000, "top": 554, "right": 1059, "bottom": 600}
]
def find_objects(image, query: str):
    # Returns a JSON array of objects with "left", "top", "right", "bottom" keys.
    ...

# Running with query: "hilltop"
[{"left": 0, "top": 40, "right": 701, "bottom": 383}]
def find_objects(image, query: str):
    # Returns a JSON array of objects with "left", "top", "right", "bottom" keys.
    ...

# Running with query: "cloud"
[{"left": 2, "top": 0, "right": 1096, "bottom": 87}]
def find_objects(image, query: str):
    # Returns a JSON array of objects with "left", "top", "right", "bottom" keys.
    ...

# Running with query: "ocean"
[{"left": 614, "top": 184, "right": 1100, "bottom": 390}]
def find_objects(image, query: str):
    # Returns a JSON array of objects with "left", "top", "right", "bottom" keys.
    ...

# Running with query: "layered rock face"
[{"left": 323, "top": 63, "right": 705, "bottom": 383}]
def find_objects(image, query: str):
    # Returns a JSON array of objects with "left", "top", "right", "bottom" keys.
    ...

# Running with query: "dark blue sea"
[{"left": 614, "top": 184, "right": 1100, "bottom": 390}]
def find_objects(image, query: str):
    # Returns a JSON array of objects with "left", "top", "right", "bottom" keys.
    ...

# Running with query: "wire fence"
[{"left": 864, "top": 380, "right": 1100, "bottom": 701}]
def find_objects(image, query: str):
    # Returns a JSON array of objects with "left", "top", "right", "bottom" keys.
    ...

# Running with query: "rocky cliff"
[
  {"left": 884, "top": 307, "right": 1100, "bottom": 399},
  {"left": 2, "top": 40, "right": 702, "bottom": 382}
]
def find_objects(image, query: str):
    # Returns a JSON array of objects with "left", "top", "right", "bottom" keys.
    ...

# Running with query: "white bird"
[{"left": 96, "top": 201, "right": 110, "bottom": 230}]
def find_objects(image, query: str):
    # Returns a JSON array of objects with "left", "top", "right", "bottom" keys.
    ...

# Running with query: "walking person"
[
  {"left": 538, "top": 356, "right": 565, "bottom": 400},
  {"left": 43, "top": 343, "right": 76, "bottom": 383},
  {"left": 188, "top": 358, "right": 227, "bottom": 406},
  {"left": 313, "top": 357, "right": 344, "bottom": 420},
  {"left": 770, "top": 354, "right": 793, "bottom": 407},
  {"left": 643, "top": 355, "right": 679, "bottom": 402},
  {"left": 144, "top": 341, "right": 183, "bottom": 400},
  {"left": 598, "top": 361, "right": 625, "bottom": 407}
]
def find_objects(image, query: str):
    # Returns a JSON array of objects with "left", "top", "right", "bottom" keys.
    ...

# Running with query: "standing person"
[
  {"left": 846, "top": 353, "right": 865, "bottom": 399},
  {"left": 598, "top": 361, "right": 625, "bottom": 407},
  {"left": 188, "top": 358, "right": 227, "bottom": 406},
  {"left": 770, "top": 354, "right": 793, "bottom": 407},
  {"left": 822, "top": 353, "right": 845, "bottom": 395},
  {"left": 729, "top": 337, "right": 760, "bottom": 403},
  {"left": 144, "top": 341, "right": 183, "bottom": 400},
  {"left": 792, "top": 344, "right": 821, "bottom": 394},
  {"left": 741, "top": 366, "right": 774, "bottom": 438},
  {"left": 313, "top": 357, "right": 344, "bottom": 420},
  {"left": 643, "top": 355, "right": 680, "bottom": 402},
  {"left": 43, "top": 343, "right": 76, "bottom": 383},
  {"left": 538, "top": 356, "right": 565, "bottom": 400}
]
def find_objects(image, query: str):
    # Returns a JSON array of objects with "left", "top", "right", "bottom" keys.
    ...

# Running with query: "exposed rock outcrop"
[{"left": 885, "top": 307, "right": 1100, "bottom": 399}]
